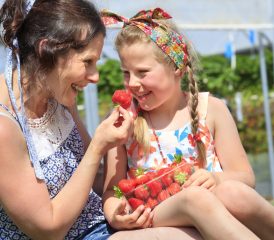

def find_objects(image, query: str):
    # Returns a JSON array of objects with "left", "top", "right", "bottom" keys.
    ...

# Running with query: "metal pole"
[
  {"left": 258, "top": 32, "right": 274, "bottom": 197},
  {"left": 84, "top": 84, "right": 100, "bottom": 136}
]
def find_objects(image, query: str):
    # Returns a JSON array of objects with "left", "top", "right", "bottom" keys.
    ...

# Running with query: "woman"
[{"left": 0, "top": 0, "right": 133, "bottom": 239}]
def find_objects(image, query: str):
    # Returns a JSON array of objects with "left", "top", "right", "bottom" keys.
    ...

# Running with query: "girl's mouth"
[{"left": 136, "top": 92, "right": 151, "bottom": 102}]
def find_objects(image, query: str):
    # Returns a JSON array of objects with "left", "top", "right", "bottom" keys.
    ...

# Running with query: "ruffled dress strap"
[{"left": 0, "top": 102, "right": 19, "bottom": 126}]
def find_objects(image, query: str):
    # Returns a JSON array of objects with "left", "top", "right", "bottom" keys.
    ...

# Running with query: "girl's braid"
[{"left": 187, "top": 65, "right": 206, "bottom": 167}]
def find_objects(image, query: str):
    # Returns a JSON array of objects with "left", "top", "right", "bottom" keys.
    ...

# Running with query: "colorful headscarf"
[
  {"left": 101, "top": 8, "right": 189, "bottom": 69},
  {"left": 4, "top": 0, "right": 44, "bottom": 179}
]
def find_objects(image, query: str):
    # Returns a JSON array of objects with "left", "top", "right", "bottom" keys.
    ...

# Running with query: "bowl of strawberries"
[{"left": 114, "top": 156, "right": 195, "bottom": 211}]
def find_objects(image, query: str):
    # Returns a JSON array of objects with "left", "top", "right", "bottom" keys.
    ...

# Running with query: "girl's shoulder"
[{"left": 207, "top": 94, "right": 233, "bottom": 126}]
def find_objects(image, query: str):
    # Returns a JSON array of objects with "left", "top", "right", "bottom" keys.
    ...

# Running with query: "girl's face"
[
  {"left": 48, "top": 33, "right": 104, "bottom": 107},
  {"left": 119, "top": 41, "right": 182, "bottom": 111}
]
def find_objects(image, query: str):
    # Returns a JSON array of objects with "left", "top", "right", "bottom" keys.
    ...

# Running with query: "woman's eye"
[
  {"left": 123, "top": 71, "right": 130, "bottom": 78},
  {"left": 84, "top": 59, "right": 93, "bottom": 66}
]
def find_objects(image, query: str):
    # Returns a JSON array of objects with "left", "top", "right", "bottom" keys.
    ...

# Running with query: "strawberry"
[
  {"left": 173, "top": 153, "right": 183, "bottom": 164},
  {"left": 160, "top": 174, "right": 173, "bottom": 187},
  {"left": 114, "top": 115, "right": 124, "bottom": 127},
  {"left": 128, "top": 167, "right": 150, "bottom": 185},
  {"left": 112, "top": 89, "right": 132, "bottom": 109},
  {"left": 173, "top": 172, "right": 188, "bottom": 185},
  {"left": 113, "top": 186, "right": 124, "bottom": 199},
  {"left": 145, "top": 197, "right": 158, "bottom": 209},
  {"left": 128, "top": 167, "right": 144, "bottom": 179},
  {"left": 147, "top": 180, "right": 162, "bottom": 198},
  {"left": 157, "top": 190, "right": 170, "bottom": 203},
  {"left": 134, "top": 185, "right": 150, "bottom": 200},
  {"left": 117, "top": 179, "right": 136, "bottom": 194},
  {"left": 157, "top": 167, "right": 171, "bottom": 177},
  {"left": 146, "top": 171, "right": 157, "bottom": 180},
  {"left": 167, "top": 182, "right": 181, "bottom": 196},
  {"left": 136, "top": 174, "right": 150, "bottom": 185},
  {"left": 128, "top": 198, "right": 144, "bottom": 210},
  {"left": 179, "top": 163, "right": 194, "bottom": 176}
]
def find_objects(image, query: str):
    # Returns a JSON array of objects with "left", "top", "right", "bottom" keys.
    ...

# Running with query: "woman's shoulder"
[{"left": 0, "top": 115, "right": 22, "bottom": 144}]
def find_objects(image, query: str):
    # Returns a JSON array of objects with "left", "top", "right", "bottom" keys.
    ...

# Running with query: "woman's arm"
[
  {"left": 207, "top": 96, "right": 255, "bottom": 187},
  {"left": 0, "top": 107, "right": 132, "bottom": 240},
  {"left": 67, "top": 103, "right": 91, "bottom": 151}
]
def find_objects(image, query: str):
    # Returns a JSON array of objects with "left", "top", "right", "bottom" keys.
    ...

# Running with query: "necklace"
[{"left": 147, "top": 112, "right": 167, "bottom": 162}]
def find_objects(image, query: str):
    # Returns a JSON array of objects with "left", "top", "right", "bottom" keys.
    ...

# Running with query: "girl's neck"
[{"left": 145, "top": 91, "right": 188, "bottom": 130}]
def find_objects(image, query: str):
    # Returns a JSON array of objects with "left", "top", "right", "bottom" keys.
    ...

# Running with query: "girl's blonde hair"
[{"left": 115, "top": 21, "right": 206, "bottom": 167}]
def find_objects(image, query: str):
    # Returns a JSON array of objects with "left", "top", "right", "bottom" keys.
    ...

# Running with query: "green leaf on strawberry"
[{"left": 113, "top": 186, "right": 124, "bottom": 199}]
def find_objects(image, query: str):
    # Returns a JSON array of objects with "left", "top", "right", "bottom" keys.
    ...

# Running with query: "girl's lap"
[{"left": 109, "top": 226, "right": 202, "bottom": 240}]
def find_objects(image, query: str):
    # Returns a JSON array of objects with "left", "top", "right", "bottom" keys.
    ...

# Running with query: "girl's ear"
[{"left": 174, "top": 68, "right": 185, "bottom": 78}]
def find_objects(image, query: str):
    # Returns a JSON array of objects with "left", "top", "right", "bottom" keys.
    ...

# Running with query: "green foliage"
[{"left": 97, "top": 59, "right": 124, "bottom": 118}]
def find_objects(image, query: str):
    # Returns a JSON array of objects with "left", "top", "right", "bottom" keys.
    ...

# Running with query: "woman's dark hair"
[{"left": 0, "top": 0, "right": 106, "bottom": 88}]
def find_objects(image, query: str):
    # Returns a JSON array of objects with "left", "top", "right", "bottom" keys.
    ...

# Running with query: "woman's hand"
[
  {"left": 110, "top": 199, "right": 153, "bottom": 230},
  {"left": 91, "top": 107, "right": 133, "bottom": 156},
  {"left": 183, "top": 168, "right": 218, "bottom": 191}
]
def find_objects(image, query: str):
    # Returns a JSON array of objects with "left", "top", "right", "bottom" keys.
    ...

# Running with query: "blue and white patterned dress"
[{"left": 0, "top": 100, "right": 105, "bottom": 240}]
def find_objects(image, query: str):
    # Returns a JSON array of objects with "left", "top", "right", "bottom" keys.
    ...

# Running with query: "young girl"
[{"left": 102, "top": 8, "right": 274, "bottom": 240}]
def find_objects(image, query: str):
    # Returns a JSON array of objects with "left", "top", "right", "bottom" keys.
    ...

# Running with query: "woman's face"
[
  {"left": 48, "top": 33, "right": 104, "bottom": 107},
  {"left": 119, "top": 41, "right": 181, "bottom": 111}
]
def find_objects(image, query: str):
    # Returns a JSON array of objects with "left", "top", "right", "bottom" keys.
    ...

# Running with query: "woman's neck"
[{"left": 1, "top": 70, "right": 49, "bottom": 119}]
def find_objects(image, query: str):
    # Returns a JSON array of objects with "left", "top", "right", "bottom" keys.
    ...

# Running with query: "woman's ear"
[{"left": 38, "top": 39, "right": 48, "bottom": 57}]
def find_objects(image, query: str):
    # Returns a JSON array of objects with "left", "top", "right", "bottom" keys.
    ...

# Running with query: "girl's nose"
[{"left": 128, "top": 75, "right": 141, "bottom": 88}]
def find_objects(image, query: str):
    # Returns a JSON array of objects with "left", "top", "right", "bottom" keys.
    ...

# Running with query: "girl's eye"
[{"left": 138, "top": 71, "right": 147, "bottom": 78}]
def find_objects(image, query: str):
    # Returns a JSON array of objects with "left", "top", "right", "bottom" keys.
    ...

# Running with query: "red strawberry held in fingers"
[
  {"left": 128, "top": 198, "right": 144, "bottom": 210},
  {"left": 112, "top": 89, "right": 132, "bottom": 109}
]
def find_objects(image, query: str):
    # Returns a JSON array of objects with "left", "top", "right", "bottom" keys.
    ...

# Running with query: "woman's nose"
[{"left": 87, "top": 68, "right": 99, "bottom": 83}]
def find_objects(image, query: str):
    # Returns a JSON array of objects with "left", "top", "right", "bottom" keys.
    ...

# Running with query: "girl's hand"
[
  {"left": 183, "top": 168, "right": 218, "bottom": 191},
  {"left": 110, "top": 199, "right": 153, "bottom": 230},
  {"left": 91, "top": 107, "right": 133, "bottom": 156}
]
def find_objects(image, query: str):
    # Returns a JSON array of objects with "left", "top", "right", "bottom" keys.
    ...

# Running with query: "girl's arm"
[
  {"left": 103, "top": 145, "right": 128, "bottom": 223},
  {"left": 0, "top": 107, "right": 132, "bottom": 240},
  {"left": 103, "top": 145, "right": 153, "bottom": 230},
  {"left": 208, "top": 96, "right": 255, "bottom": 187}
]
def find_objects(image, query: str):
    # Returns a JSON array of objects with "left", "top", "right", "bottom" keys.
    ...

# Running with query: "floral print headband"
[{"left": 101, "top": 8, "right": 189, "bottom": 69}]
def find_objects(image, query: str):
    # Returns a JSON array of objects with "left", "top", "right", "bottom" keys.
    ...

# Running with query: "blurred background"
[{"left": 1, "top": 0, "right": 274, "bottom": 201}]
